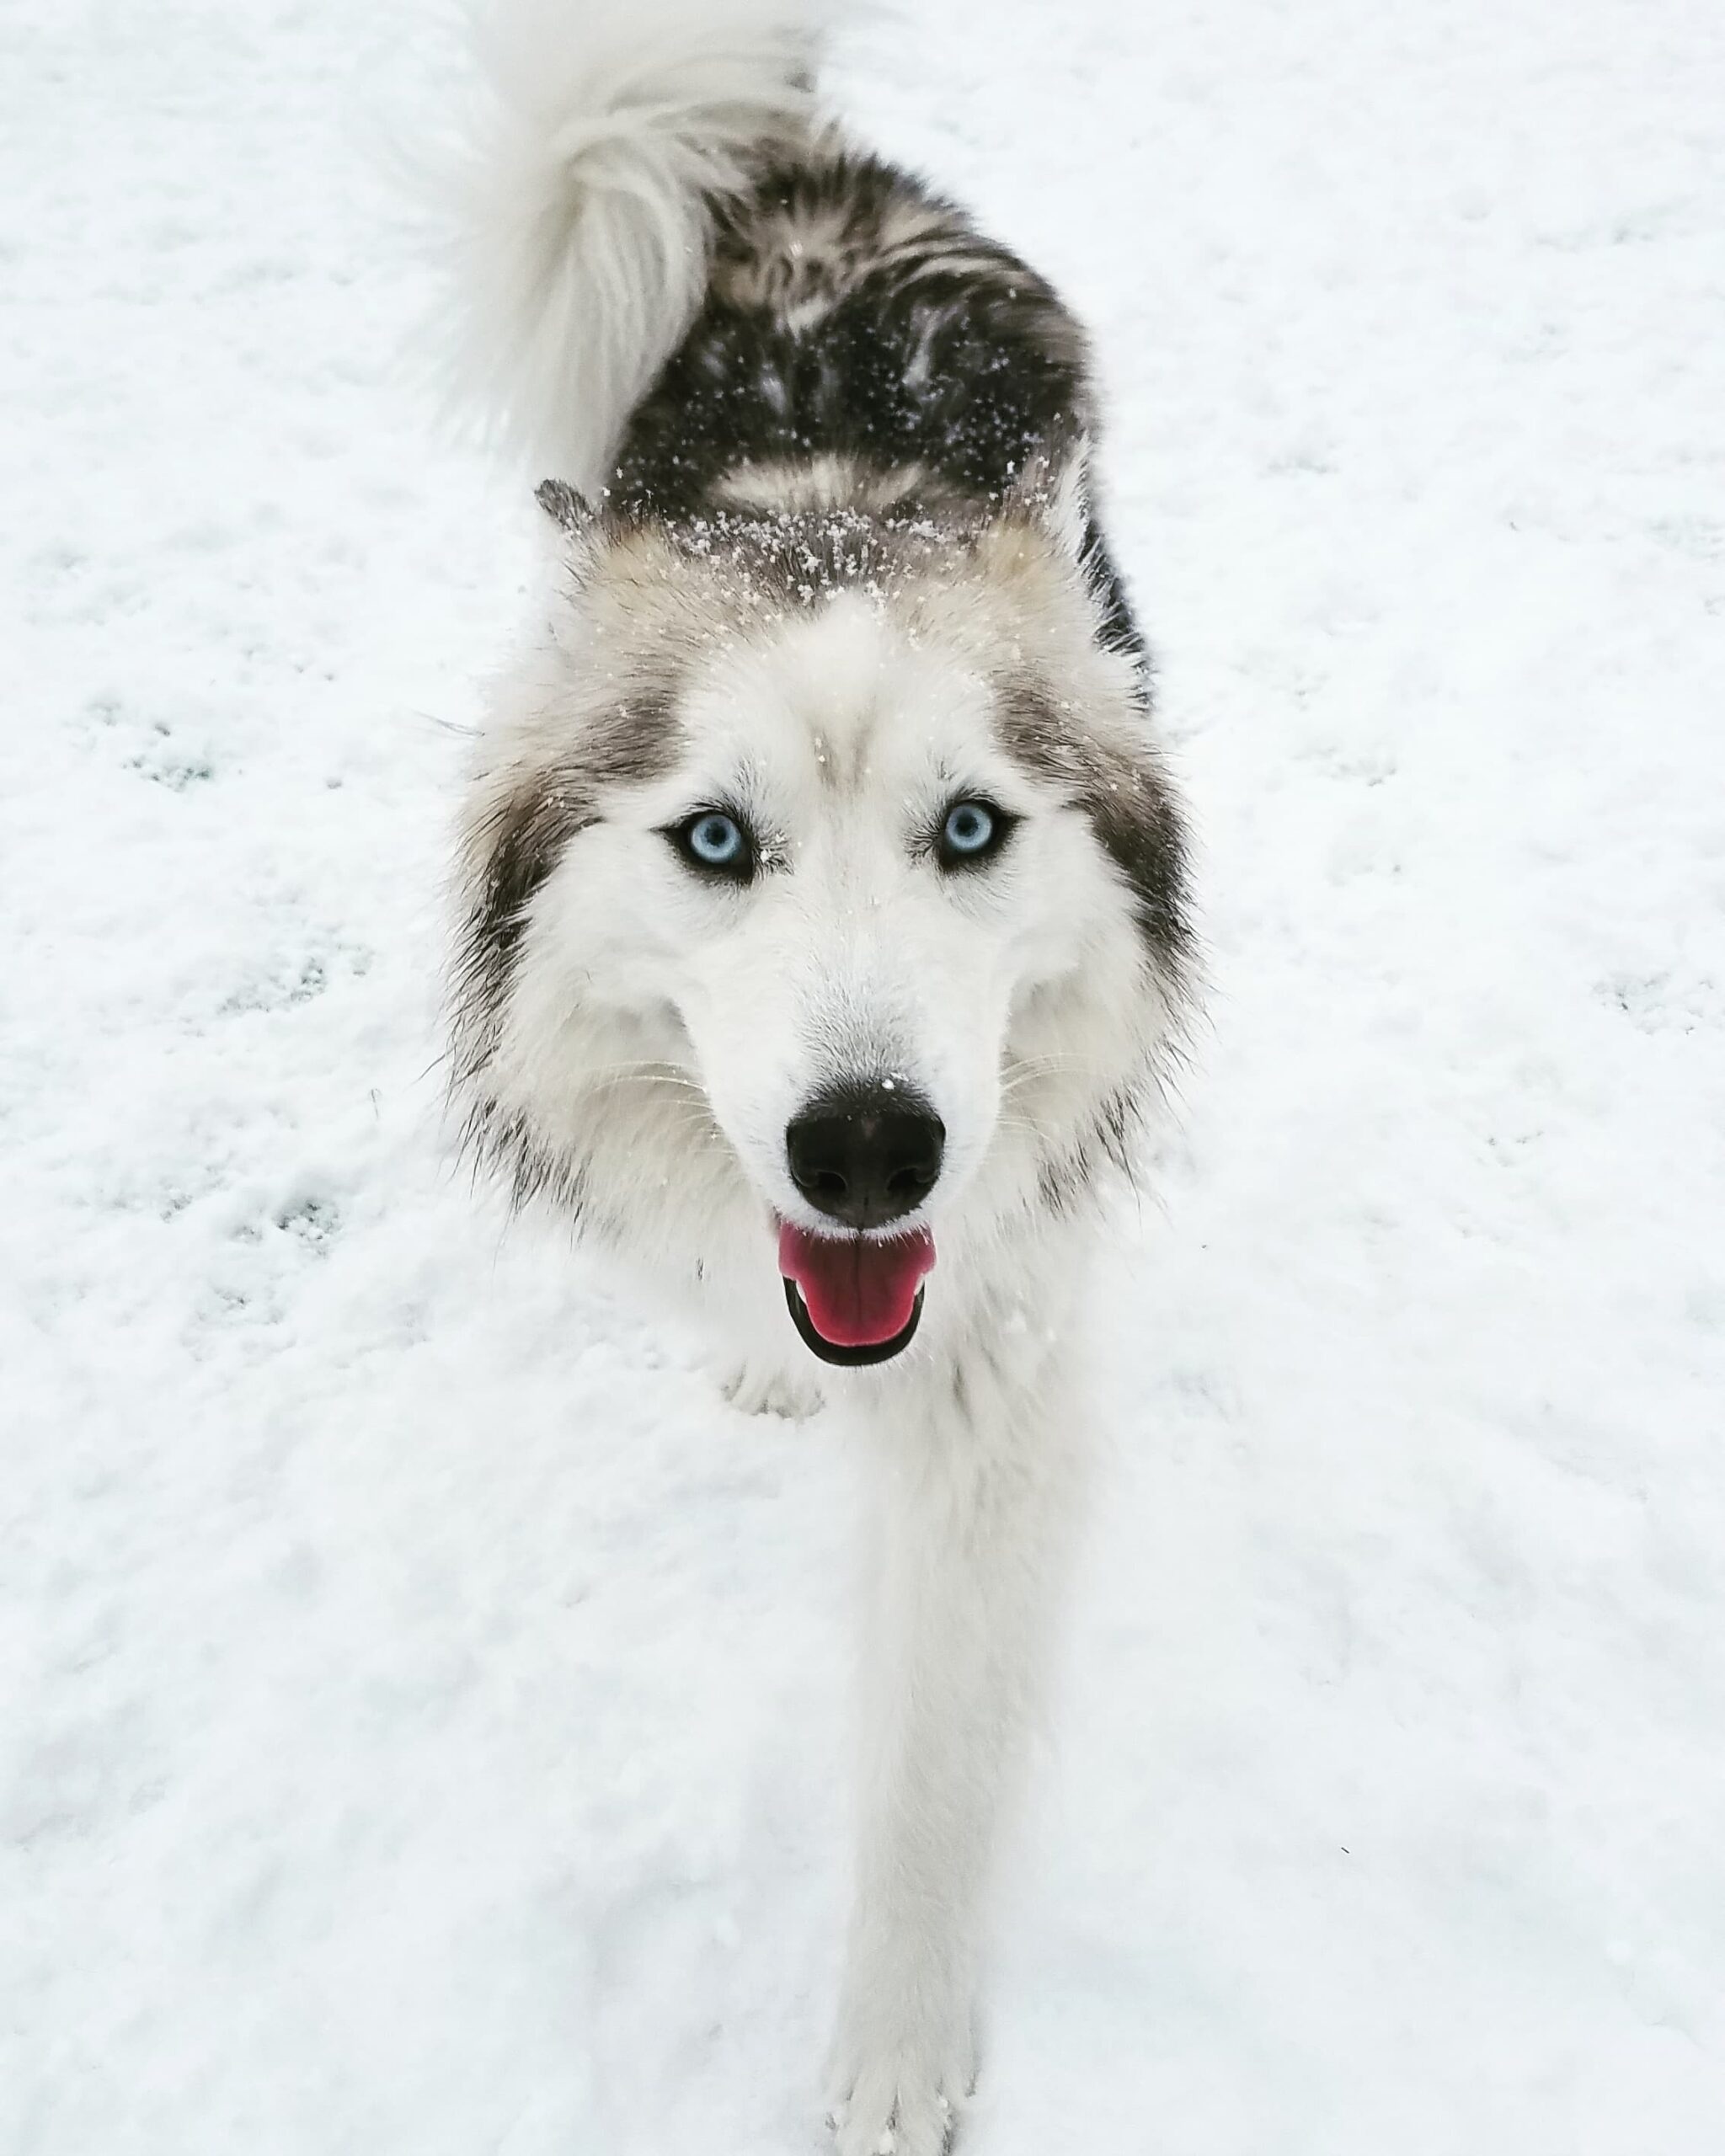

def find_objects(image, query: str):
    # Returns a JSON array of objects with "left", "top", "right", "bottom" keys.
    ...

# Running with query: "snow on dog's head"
[{"left": 450, "top": 478, "right": 1192, "bottom": 1364}]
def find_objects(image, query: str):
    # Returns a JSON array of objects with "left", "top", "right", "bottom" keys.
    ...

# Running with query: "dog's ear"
[
  {"left": 536, "top": 478, "right": 591, "bottom": 534},
  {"left": 1004, "top": 440, "right": 1092, "bottom": 568},
  {"left": 534, "top": 478, "right": 604, "bottom": 584}
]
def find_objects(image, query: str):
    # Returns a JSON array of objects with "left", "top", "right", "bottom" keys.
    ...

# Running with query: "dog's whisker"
[
  {"left": 570, "top": 1065, "right": 708, "bottom": 1098},
  {"left": 1000, "top": 1063, "right": 1114, "bottom": 1102},
  {"left": 1002, "top": 1052, "right": 1117, "bottom": 1081}
]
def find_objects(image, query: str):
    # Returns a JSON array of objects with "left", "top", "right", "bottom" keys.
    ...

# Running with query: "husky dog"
[{"left": 440, "top": 2, "right": 1194, "bottom": 2146}]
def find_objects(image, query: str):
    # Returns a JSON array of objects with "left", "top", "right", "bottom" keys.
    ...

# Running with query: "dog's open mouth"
[{"left": 777, "top": 1221, "right": 935, "bottom": 1366}]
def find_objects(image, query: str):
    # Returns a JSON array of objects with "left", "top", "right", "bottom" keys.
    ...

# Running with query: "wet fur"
[{"left": 440, "top": 6, "right": 1195, "bottom": 2149}]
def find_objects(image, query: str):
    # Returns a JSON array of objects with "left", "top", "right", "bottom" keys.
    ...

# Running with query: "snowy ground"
[{"left": 5, "top": 1, "right": 1724, "bottom": 2149}]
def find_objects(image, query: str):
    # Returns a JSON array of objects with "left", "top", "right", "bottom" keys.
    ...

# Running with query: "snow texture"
[{"left": 3, "top": 2, "right": 1723, "bottom": 2150}]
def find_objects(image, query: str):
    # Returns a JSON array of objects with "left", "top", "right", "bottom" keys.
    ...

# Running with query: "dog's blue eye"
[
  {"left": 937, "top": 798, "right": 1011, "bottom": 870},
  {"left": 690, "top": 813, "right": 743, "bottom": 864},
  {"left": 670, "top": 809, "right": 755, "bottom": 880},
  {"left": 944, "top": 803, "right": 993, "bottom": 852}
]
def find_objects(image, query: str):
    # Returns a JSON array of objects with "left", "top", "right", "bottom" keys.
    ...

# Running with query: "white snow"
[{"left": 4, "top": 1, "right": 1724, "bottom": 2150}]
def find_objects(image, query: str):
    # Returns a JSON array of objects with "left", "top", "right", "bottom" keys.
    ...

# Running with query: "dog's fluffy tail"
[{"left": 444, "top": 0, "right": 814, "bottom": 491}]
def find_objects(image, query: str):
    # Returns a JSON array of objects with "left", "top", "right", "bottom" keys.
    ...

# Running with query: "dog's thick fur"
[{"left": 440, "top": 4, "right": 1194, "bottom": 2147}]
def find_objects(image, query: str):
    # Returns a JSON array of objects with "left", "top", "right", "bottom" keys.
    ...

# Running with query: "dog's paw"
[
  {"left": 719, "top": 1359, "right": 823, "bottom": 1420},
  {"left": 825, "top": 2020, "right": 973, "bottom": 2156}
]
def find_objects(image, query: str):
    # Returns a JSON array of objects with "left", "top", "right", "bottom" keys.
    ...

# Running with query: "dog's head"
[{"left": 451, "top": 474, "right": 1191, "bottom": 1367}]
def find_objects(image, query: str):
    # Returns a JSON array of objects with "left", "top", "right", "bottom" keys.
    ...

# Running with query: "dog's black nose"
[{"left": 786, "top": 1085, "right": 945, "bottom": 1230}]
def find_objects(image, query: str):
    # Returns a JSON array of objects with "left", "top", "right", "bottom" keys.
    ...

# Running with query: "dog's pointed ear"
[
  {"left": 534, "top": 478, "right": 604, "bottom": 585},
  {"left": 1005, "top": 439, "right": 1092, "bottom": 568},
  {"left": 536, "top": 478, "right": 591, "bottom": 534}
]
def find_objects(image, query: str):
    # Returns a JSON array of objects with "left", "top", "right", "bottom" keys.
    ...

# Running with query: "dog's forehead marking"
[
  {"left": 751, "top": 591, "right": 991, "bottom": 798},
  {"left": 798, "top": 595, "right": 887, "bottom": 790}
]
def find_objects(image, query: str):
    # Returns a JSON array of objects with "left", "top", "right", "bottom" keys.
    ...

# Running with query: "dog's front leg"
[{"left": 826, "top": 1342, "right": 1085, "bottom": 2156}]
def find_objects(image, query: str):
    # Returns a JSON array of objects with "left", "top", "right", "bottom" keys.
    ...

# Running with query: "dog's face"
[{"left": 453, "top": 495, "right": 1188, "bottom": 1366}]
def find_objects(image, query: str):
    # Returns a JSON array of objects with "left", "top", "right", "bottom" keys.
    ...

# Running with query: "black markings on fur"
[
  {"left": 449, "top": 681, "right": 682, "bottom": 1197},
  {"left": 997, "top": 679, "right": 1192, "bottom": 973},
  {"left": 461, "top": 1101, "right": 590, "bottom": 1223},
  {"left": 478, "top": 782, "right": 583, "bottom": 964},
  {"left": 1033, "top": 1083, "right": 1146, "bottom": 1219},
  {"left": 611, "top": 147, "right": 1093, "bottom": 521},
  {"left": 449, "top": 781, "right": 597, "bottom": 1095},
  {"left": 457, "top": 690, "right": 676, "bottom": 1021},
  {"left": 605, "top": 139, "right": 1152, "bottom": 682}
]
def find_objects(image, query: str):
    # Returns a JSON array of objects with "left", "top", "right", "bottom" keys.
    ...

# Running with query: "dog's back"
[
  {"left": 444, "top": 0, "right": 1136, "bottom": 648},
  {"left": 621, "top": 143, "right": 1087, "bottom": 514}
]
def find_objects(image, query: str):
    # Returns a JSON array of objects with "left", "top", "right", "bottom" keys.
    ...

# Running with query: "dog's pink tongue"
[{"left": 778, "top": 1223, "right": 936, "bottom": 1348}]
